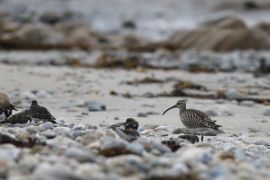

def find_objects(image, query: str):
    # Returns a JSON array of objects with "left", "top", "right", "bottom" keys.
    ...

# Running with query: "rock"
[
  {"left": 176, "top": 146, "right": 213, "bottom": 164},
  {"left": 122, "top": 20, "right": 136, "bottom": 29},
  {"left": 65, "top": 147, "right": 97, "bottom": 163},
  {"left": 26, "top": 125, "right": 42, "bottom": 134},
  {"left": 263, "top": 107, "right": 270, "bottom": 116},
  {"left": 98, "top": 136, "right": 132, "bottom": 157},
  {"left": 126, "top": 143, "right": 144, "bottom": 155},
  {"left": 65, "top": 26, "right": 93, "bottom": 50},
  {"left": 201, "top": 16, "right": 246, "bottom": 29},
  {"left": 167, "top": 19, "right": 270, "bottom": 51},
  {"left": 143, "top": 124, "right": 159, "bottom": 129},
  {"left": 105, "top": 155, "right": 146, "bottom": 176},
  {"left": 40, "top": 122, "right": 55, "bottom": 130},
  {"left": 248, "top": 127, "right": 261, "bottom": 133},
  {"left": 137, "top": 112, "right": 147, "bottom": 117},
  {"left": 53, "top": 127, "right": 71, "bottom": 136},
  {"left": 135, "top": 138, "right": 171, "bottom": 155},
  {"left": 47, "top": 136, "right": 79, "bottom": 148},
  {"left": 81, "top": 130, "right": 105, "bottom": 146},
  {"left": 225, "top": 89, "right": 242, "bottom": 99},
  {"left": 40, "top": 130, "right": 56, "bottom": 139},
  {"left": 87, "top": 100, "right": 106, "bottom": 111},
  {"left": 32, "top": 163, "right": 83, "bottom": 180},
  {"left": 240, "top": 100, "right": 254, "bottom": 107},
  {"left": 39, "top": 11, "right": 64, "bottom": 25},
  {"left": 0, "top": 145, "right": 21, "bottom": 162},
  {"left": 76, "top": 164, "right": 105, "bottom": 179}
]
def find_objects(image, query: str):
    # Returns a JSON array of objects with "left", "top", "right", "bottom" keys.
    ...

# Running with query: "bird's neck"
[{"left": 179, "top": 105, "right": 186, "bottom": 114}]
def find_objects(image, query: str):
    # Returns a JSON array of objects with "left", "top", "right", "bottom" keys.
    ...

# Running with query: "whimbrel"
[
  {"left": 1, "top": 110, "right": 31, "bottom": 124},
  {"left": 0, "top": 93, "right": 17, "bottom": 121},
  {"left": 163, "top": 99, "right": 221, "bottom": 141},
  {"left": 30, "top": 100, "right": 56, "bottom": 123}
]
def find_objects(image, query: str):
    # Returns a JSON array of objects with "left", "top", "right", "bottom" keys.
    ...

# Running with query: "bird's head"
[
  {"left": 124, "top": 118, "right": 139, "bottom": 130},
  {"left": 31, "top": 100, "right": 38, "bottom": 106},
  {"left": 162, "top": 99, "right": 187, "bottom": 115}
]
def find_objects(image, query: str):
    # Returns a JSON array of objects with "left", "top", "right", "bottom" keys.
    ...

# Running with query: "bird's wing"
[
  {"left": 31, "top": 106, "right": 55, "bottom": 120},
  {"left": 187, "top": 109, "right": 221, "bottom": 129}
]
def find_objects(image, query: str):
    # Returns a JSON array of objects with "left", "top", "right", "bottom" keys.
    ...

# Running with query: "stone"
[
  {"left": 76, "top": 164, "right": 105, "bottom": 179},
  {"left": 65, "top": 147, "right": 96, "bottom": 163},
  {"left": 263, "top": 107, "right": 270, "bottom": 116},
  {"left": 0, "top": 145, "right": 21, "bottom": 162},
  {"left": 105, "top": 155, "right": 146, "bottom": 176},
  {"left": 225, "top": 89, "right": 242, "bottom": 99},
  {"left": 137, "top": 112, "right": 147, "bottom": 117},
  {"left": 135, "top": 138, "right": 171, "bottom": 155},
  {"left": 40, "top": 130, "right": 56, "bottom": 139},
  {"left": 98, "top": 136, "right": 131, "bottom": 157},
  {"left": 87, "top": 100, "right": 106, "bottom": 111},
  {"left": 40, "top": 122, "right": 55, "bottom": 130},
  {"left": 240, "top": 101, "right": 254, "bottom": 107},
  {"left": 32, "top": 163, "right": 83, "bottom": 180}
]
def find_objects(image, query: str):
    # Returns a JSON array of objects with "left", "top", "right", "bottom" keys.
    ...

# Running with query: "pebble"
[
  {"left": 263, "top": 107, "right": 270, "bottom": 116},
  {"left": 87, "top": 100, "right": 106, "bottom": 111},
  {"left": 137, "top": 112, "right": 147, "bottom": 117},
  {"left": 40, "top": 129, "right": 56, "bottom": 139},
  {"left": 32, "top": 163, "right": 83, "bottom": 180},
  {"left": 225, "top": 89, "right": 242, "bottom": 99},
  {"left": 240, "top": 101, "right": 255, "bottom": 107},
  {"left": 0, "top": 115, "right": 268, "bottom": 179},
  {"left": 65, "top": 147, "right": 97, "bottom": 163},
  {"left": 40, "top": 122, "right": 55, "bottom": 130}
]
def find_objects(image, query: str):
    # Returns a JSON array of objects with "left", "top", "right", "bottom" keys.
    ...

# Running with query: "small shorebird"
[
  {"left": 0, "top": 93, "right": 17, "bottom": 121},
  {"left": 30, "top": 100, "right": 56, "bottom": 123},
  {"left": 1, "top": 110, "right": 32, "bottom": 124},
  {"left": 163, "top": 99, "right": 221, "bottom": 141},
  {"left": 110, "top": 118, "right": 140, "bottom": 141}
]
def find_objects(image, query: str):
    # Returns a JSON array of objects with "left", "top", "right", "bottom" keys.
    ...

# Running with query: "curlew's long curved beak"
[{"left": 162, "top": 105, "right": 177, "bottom": 115}]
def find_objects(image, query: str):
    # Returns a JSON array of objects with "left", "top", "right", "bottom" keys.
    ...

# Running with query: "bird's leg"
[{"left": 200, "top": 130, "right": 204, "bottom": 142}]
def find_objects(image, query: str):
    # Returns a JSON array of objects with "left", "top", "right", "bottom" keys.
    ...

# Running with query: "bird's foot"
[{"left": 201, "top": 135, "right": 204, "bottom": 142}]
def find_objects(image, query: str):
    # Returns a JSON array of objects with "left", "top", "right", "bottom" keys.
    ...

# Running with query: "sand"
[{"left": 1, "top": 63, "right": 269, "bottom": 135}]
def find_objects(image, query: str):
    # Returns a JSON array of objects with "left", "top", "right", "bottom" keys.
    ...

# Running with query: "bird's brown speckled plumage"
[
  {"left": 163, "top": 99, "right": 221, "bottom": 141},
  {"left": 30, "top": 100, "right": 56, "bottom": 123},
  {"left": 1, "top": 110, "right": 31, "bottom": 124}
]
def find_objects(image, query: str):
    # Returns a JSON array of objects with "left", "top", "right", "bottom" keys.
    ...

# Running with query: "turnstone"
[
  {"left": 1, "top": 110, "right": 31, "bottom": 124},
  {"left": 0, "top": 93, "right": 17, "bottom": 121},
  {"left": 110, "top": 118, "right": 140, "bottom": 141},
  {"left": 30, "top": 100, "right": 56, "bottom": 123}
]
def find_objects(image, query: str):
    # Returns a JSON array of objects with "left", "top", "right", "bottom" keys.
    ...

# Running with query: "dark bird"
[
  {"left": 1, "top": 110, "right": 31, "bottom": 124},
  {"left": 110, "top": 118, "right": 140, "bottom": 142},
  {"left": 163, "top": 99, "right": 221, "bottom": 141},
  {"left": 0, "top": 93, "right": 17, "bottom": 121},
  {"left": 30, "top": 100, "right": 56, "bottom": 123}
]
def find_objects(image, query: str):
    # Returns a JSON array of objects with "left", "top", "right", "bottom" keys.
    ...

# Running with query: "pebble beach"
[{"left": 0, "top": 0, "right": 270, "bottom": 179}]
